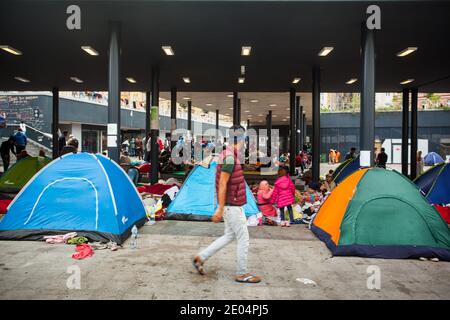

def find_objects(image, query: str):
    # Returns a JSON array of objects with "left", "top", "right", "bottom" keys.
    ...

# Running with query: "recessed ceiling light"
[
  {"left": 400, "top": 79, "right": 415, "bottom": 85},
  {"left": 346, "top": 78, "right": 358, "bottom": 84},
  {"left": 397, "top": 47, "right": 417, "bottom": 57},
  {"left": 238, "top": 77, "right": 245, "bottom": 84},
  {"left": 269, "top": 104, "right": 277, "bottom": 107},
  {"left": 250, "top": 99, "right": 258, "bottom": 103},
  {"left": 206, "top": 103, "right": 213, "bottom": 107},
  {"left": 241, "top": 46, "right": 251, "bottom": 56},
  {"left": 183, "top": 77, "right": 191, "bottom": 83},
  {"left": 0, "top": 45, "right": 22, "bottom": 55},
  {"left": 292, "top": 78, "right": 301, "bottom": 84},
  {"left": 272, "top": 115, "right": 278, "bottom": 118},
  {"left": 282, "top": 119, "right": 288, "bottom": 122},
  {"left": 258, "top": 120, "right": 263, "bottom": 123},
  {"left": 126, "top": 77, "right": 137, "bottom": 83},
  {"left": 227, "top": 94, "right": 234, "bottom": 98},
  {"left": 241, "top": 65, "right": 246, "bottom": 75},
  {"left": 162, "top": 46, "right": 175, "bottom": 56},
  {"left": 258, "top": 114, "right": 263, "bottom": 116},
  {"left": 14, "top": 76, "right": 30, "bottom": 83},
  {"left": 183, "top": 97, "right": 191, "bottom": 100},
  {"left": 285, "top": 108, "right": 290, "bottom": 111},
  {"left": 318, "top": 46, "right": 334, "bottom": 56},
  {"left": 225, "top": 113, "right": 230, "bottom": 116},
  {"left": 81, "top": 46, "right": 99, "bottom": 56},
  {"left": 70, "top": 77, "right": 83, "bottom": 83},
  {"left": 245, "top": 110, "right": 250, "bottom": 113},
  {"left": 229, "top": 107, "right": 234, "bottom": 110}
]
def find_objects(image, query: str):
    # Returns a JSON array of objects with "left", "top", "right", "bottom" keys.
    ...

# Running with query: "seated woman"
[{"left": 257, "top": 180, "right": 277, "bottom": 225}]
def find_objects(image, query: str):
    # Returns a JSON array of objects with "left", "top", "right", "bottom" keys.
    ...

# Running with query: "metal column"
[
  {"left": 303, "top": 113, "right": 306, "bottom": 151},
  {"left": 170, "top": 86, "right": 177, "bottom": 149},
  {"left": 295, "top": 96, "right": 302, "bottom": 155},
  {"left": 410, "top": 88, "right": 418, "bottom": 179},
  {"left": 267, "top": 110, "right": 272, "bottom": 157},
  {"left": 237, "top": 98, "right": 241, "bottom": 125},
  {"left": 215, "top": 109, "right": 219, "bottom": 130},
  {"left": 312, "top": 66, "right": 321, "bottom": 182},
  {"left": 289, "top": 88, "right": 296, "bottom": 176},
  {"left": 187, "top": 100, "right": 192, "bottom": 132},
  {"left": 401, "top": 88, "right": 410, "bottom": 176},
  {"left": 150, "top": 66, "right": 160, "bottom": 184},
  {"left": 233, "top": 92, "right": 238, "bottom": 126},
  {"left": 52, "top": 87, "right": 59, "bottom": 159},
  {"left": 107, "top": 21, "right": 121, "bottom": 163},
  {"left": 360, "top": 24, "right": 376, "bottom": 165}
]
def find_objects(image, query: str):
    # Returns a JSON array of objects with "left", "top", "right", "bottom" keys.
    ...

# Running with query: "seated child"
[
  {"left": 300, "top": 182, "right": 324, "bottom": 223},
  {"left": 271, "top": 166, "right": 296, "bottom": 227},
  {"left": 320, "top": 174, "right": 336, "bottom": 194},
  {"left": 257, "top": 180, "right": 277, "bottom": 225}
]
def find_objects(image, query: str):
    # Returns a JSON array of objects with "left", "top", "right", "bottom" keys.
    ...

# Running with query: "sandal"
[
  {"left": 235, "top": 274, "right": 262, "bottom": 283},
  {"left": 193, "top": 256, "right": 206, "bottom": 275}
]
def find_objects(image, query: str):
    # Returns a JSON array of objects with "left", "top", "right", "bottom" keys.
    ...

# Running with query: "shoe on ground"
[
  {"left": 419, "top": 257, "right": 428, "bottom": 261},
  {"left": 430, "top": 257, "right": 439, "bottom": 262}
]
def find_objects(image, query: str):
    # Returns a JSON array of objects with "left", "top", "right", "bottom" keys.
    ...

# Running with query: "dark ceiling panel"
[{"left": 0, "top": 1, "right": 449, "bottom": 92}]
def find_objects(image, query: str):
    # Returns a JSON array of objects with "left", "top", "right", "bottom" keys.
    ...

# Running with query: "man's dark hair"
[
  {"left": 351, "top": 147, "right": 356, "bottom": 151},
  {"left": 229, "top": 125, "right": 246, "bottom": 144},
  {"left": 381, "top": 148, "right": 385, "bottom": 152},
  {"left": 63, "top": 131, "right": 68, "bottom": 135}
]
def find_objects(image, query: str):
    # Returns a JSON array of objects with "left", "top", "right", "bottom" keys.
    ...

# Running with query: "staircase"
[{"left": 0, "top": 124, "right": 52, "bottom": 172}]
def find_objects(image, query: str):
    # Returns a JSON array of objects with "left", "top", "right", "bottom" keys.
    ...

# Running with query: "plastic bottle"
[
  {"left": 146, "top": 205, "right": 156, "bottom": 226},
  {"left": 131, "top": 225, "right": 138, "bottom": 249}
]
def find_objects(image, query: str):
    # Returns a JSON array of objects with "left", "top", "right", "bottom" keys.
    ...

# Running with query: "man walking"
[{"left": 193, "top": 125, "right": 261, "bottom": 284}]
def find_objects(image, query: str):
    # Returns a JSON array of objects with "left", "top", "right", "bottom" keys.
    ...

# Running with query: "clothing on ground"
[{"left": 72, "top": 244, "right": 94, "bottom": 260}]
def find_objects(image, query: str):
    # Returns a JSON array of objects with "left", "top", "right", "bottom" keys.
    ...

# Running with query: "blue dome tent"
[
  {"left": 332, "top": 156, "right": 361, "bottom": 184},
  {"left": 415, "top": 162, "right": 450, "bottom": 205},
  {"left": 0, "top": 153, "right": 146, "bottom": 244},
  {"left": 424, "top": 152, "right": 444, "bottom": 166},
  {"left": 166, "top": 160, "right": 260, "bottom": 221}
]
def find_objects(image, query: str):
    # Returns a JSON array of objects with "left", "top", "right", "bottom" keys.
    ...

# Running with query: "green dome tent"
[
  {"left": 312, "top": 168, "right": 450, "bottom": 261},
  {"left": 0, "top": 156, "right": 51, "bottom": 193}
]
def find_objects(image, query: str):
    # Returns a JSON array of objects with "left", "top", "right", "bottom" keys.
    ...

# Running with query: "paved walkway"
[{"left": 1, "top": 221, "right": 449, "bottom": 300}]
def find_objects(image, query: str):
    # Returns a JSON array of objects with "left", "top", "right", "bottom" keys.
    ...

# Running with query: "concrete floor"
[{"left": 1, "top": 220, "right": 449, "bottom": 300}]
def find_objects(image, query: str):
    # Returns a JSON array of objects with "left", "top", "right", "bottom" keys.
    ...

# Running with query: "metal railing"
[{"left": 1, "top": 123, "right": 52, "bottom": 150}]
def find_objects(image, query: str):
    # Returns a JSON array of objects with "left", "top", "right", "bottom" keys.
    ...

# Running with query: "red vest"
[{"left": 216, "top": 148, "right": 247, "bottom": 206}]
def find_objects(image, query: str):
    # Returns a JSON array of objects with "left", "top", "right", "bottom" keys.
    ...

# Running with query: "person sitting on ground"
[
  {"left": 345, "top": 147, "right": 357, "bottom": 161},
  {"left": 120, "top": 151, "right": 132, "bottom": 166},
  {"left": 300, "top": 182, "right": 323, "bottom": 223},
  {"left": 271, "top": 166, "right": 296, "bottom": 227},
  {"left": 320, "top": 174, "right": 336, "bottom": 193},
  {"left": 257, "top": 180, "right": 277, "bottom": 225},
  {"left": 60, "top": 138, "right": 79, "bottom": 156},
  {"left": 16, "top": 149, "right": 30, "bottom": 161}
]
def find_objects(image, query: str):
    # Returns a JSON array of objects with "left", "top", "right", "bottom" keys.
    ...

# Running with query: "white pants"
[{"left": 199, "top": 206, "right": 249, "bottom": 275}]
